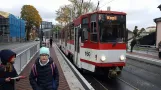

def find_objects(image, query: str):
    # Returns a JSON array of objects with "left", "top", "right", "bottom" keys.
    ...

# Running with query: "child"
[
  {"left": 0, "top": 49, "right": 20, "bottom": 90},
  {"left": 29, "top": 47, "right": 59, "bottom": 90}
]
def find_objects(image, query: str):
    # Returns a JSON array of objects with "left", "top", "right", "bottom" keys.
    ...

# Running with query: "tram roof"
[{"left": 73, "top": 10, "right": 126, "bottom": 26}]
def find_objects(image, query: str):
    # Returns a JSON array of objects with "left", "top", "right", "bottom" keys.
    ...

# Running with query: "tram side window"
[
  {"left": 81, "top": 17, "right": 89, "bottom": 42},
  {"left": 90, "top": 22, "right": 97, "bottom": 42},
  {"left": 71, "top": 28, "right": 74, "bottom": 40},
  {"left": 65, "top": 30, "right": 68, "bottom": 46}
]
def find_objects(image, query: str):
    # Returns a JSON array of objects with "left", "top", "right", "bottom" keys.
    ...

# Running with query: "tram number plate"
[{"left": 85, "top": 51, "right": 91, "bottom": 57}]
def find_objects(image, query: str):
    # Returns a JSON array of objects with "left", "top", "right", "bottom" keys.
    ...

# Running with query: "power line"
[
  {"left": 96, "top": 1, "right": 100, "bottom": 11},
  {"left": 100, "top": 0, "right": 115, "bottom": 9}
]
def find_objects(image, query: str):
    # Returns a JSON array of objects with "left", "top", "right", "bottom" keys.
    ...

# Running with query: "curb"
[
  {"left": 126, "top": 54, "right": 161, "bottom": 67},
  {"left": 55, "top": 44, "right": 95, "bottom": 90}
]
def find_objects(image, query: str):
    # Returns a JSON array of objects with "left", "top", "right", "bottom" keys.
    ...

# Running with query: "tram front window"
[
  {"left": 99, "top": 14, "right": 126, "bottom": 43},
  {"left": 100, "top": 25, "right": 123, "bottom": 42}
]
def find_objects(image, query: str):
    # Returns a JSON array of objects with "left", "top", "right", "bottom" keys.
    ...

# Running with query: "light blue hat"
[{"left": 39, "top": 47, "right": 50, "bottom": 56}]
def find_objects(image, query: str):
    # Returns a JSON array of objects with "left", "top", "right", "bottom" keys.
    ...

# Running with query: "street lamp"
[{"left": 40, "top": 22, "right": 43, "bottom": 47}]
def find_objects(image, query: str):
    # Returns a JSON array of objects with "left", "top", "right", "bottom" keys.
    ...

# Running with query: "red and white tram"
[{"left": 57, "top": 10, "right": 127, "bottom": 77}]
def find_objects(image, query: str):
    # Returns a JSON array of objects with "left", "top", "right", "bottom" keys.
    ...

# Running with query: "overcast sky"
[{"left": 0, "top": 0, "right": 160, "bottom": 30}]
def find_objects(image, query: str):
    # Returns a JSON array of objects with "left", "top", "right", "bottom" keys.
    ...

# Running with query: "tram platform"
[
  {"left": 127, "top": 50, "right": 161, "bottom": 66},
  {"left": 127, "top": 52, "right": 160, "bottom": 60},
  {"left": 127, "top": 49, "right": 161, "bottom": 60},
  {"left": 15, "top": 44, "right": 85, "bottom": 90}
]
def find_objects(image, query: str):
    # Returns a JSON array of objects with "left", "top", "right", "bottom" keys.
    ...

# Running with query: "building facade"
[
  {"left": 0, "top": 11, "right": 25, "bottom": 42},
  {"left": 154, "top": 17, "right": 161, "bottom": 48}
]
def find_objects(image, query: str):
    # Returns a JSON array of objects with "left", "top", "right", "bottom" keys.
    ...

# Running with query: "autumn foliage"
[{"left": 21, "top": 5, "right": 42, "bottom": 40}]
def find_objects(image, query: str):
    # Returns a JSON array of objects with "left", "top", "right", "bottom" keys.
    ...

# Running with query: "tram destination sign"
[{"left": 106, "top": 15, "right": 125, "bottom": 22}]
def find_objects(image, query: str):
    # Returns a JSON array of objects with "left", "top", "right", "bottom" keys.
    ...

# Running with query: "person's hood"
[{"left": 0, "top": 49, "right": 16, "bottom": 65}]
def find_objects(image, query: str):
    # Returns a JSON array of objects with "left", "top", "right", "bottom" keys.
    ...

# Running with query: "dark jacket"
[
  {"left": 0, "top": 49, "right": 18, "bottom": 90},
  {"left": 0, "top": 65, "right": 18, "bottom": 90},
  {"left": 29, "top": 57, "right": 59, "bottom": 90},
  {"left": 50, "top": 39, "right": 53, "bottom": 44}
]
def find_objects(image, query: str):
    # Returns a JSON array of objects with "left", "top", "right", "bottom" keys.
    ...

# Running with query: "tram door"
[{"left": 74, "top": 26, "right": 80, "bottom": 66}]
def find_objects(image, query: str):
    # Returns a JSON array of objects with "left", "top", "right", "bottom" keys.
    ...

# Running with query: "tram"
[{"left": 57, "top": 10, "right": 127, "bottom": 77}]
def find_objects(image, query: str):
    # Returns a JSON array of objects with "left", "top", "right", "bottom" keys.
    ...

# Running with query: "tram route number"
[{"left": 85, "top": 51, "right": 91, "bottom": 57}]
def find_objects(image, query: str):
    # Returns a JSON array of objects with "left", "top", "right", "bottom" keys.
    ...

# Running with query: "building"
[
  {"left": 128, "top": 30, "right": 133, "bottom": 40},
  {"left": 0, "top": 11, "right": 25, "bottom": 42},
  {"left": 153, "top": 4, "right": 161, "bottom": 48},
  {"left": 146, "top": 26, "right": 156, "bottom": 33},
  {"left": 139, "top": 30, "right": 149, "bottom": 37},
  {"left": 154, "top": 17, "right": 161, "bottom": 48},
  {"left": 40, "top": 21, "right": 52, "bottom": 29}
]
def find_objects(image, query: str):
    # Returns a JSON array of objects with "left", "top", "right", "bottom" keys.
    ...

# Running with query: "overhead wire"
[{"left": 99, "top": 0, "right": 116, "bottom": 9}]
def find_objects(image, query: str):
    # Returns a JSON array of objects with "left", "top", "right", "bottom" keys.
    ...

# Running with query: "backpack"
[{"left": 32, "top": 62, "right": 55, "bottom": 77}]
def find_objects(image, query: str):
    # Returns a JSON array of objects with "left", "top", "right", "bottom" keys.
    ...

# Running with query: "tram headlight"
[
  {"left": 120, "top": 55, "right": 126, "bottom": 61},
  {"left": 101, "top": 56, "right": 106, "bottom": 61}
]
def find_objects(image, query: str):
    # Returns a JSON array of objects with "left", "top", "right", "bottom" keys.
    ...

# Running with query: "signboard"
[
  {"left": 40, "top": 21, "right": 52, "bottom": 29},
  {"left": 107, "top": 16, "right": 117, "bottom": 20}
]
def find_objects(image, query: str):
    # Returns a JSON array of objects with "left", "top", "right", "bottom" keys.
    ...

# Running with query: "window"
[
  {"left": 82, "top": 18, "right": 88, "bottom": 24},
  {"left": 90, "top": 21, "right": 98, "bottom": 42},
  {"left": 100, "top": 23, "right": 125, "bottom": 43},
  {"left": 91, "top": 14, "right": 96, "bottom": 22},
  {"left": 91, "top": 22, "right": 96, "bottom": 33},
  {"left": 81, "top": 17, "right": 89, "bottom": 42},
  {"left": 70, "top": 24, "right": 74, "bottom": 40}
]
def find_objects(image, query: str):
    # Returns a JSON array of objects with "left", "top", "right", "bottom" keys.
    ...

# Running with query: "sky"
[{"left": 0, "top": 0, "right": 160, "bottom": 31}]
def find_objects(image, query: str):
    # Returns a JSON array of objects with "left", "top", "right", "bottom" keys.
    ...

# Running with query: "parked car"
[{"left": 35, "top": 38, "right": 40, "bottom": 41}]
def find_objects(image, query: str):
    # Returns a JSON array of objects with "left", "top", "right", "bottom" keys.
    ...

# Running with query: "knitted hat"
[
  {"left": 0, "top": 49, "right": 16, "bottom": 65},
  {"left": 39, "top": 47, "right": 50, "bottom": 56}
]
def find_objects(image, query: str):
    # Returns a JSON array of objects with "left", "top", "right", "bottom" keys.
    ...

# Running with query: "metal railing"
[{"left": 14, "top": 43, "right": 40, "bottom": 74}]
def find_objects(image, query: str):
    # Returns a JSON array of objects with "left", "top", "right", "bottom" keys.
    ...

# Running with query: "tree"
[
  {"left": 52, "top": 24, "right": 62, "bottom": 32},
  {"left": 137, "top": 28, "right": 145, "bottom": 37},
  {"left": 56, "top": 5, "right": 71, "bottom": 26},
  {"left": 21, "top": 5, "right": 42, "bottom": 41},
  {"left": 128, "top": 26, "right": 145, "bottom": 41},
  {"left": 69, "top": 0, "right": 97, "bottom": 17},
  {"left": 133, "top": 26, "right": 138, "bottom": 38},
  {"left": 55, "top": 0, "right": 97, "bottom": 25}
]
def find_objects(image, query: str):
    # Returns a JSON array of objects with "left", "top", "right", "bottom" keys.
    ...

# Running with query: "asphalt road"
[
  {"left": 119, "top": 58, "right": 161, "bottom": 90},
  {"left": 83, "top": 73, "right": 136, "bottom": 90},
  {"left": 82, "top": 58, "right": 161, "bottom": 90}
]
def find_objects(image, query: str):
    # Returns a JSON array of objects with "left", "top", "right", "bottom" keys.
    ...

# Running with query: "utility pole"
[
  {"left": 81, "top": 0, "right": 83, "bottom": 14},
  {"left": 20, "top": 18, "right": 21, "bottom": 42},
  {"left": 96, "top": 1, "right": 100, "bottom": 11},
  {"left": 40, "top": 22, "right": 42, "bottom": 48}
]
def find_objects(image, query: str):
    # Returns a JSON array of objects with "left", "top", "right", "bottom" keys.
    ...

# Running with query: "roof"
[
  {"left": 146, "top": 26, "right": 156, "bottom": 29},
  {"left": 0, "top": 11, "right": 10, "bottom": 18},
  {"left": 73, "top": 10, "right": 126, "bottom": 26},
  {"left": 158, "top": 4, "right": 161, "bottom": 8},
  {"left": 154, "top": 17, "right": 161, "bottom": 23},
  {"left": 82, "top": 10, "right": 126, "bottom": 16},
  {"left": 128, "top": 30, "right": 133, "bottom": 33}
]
